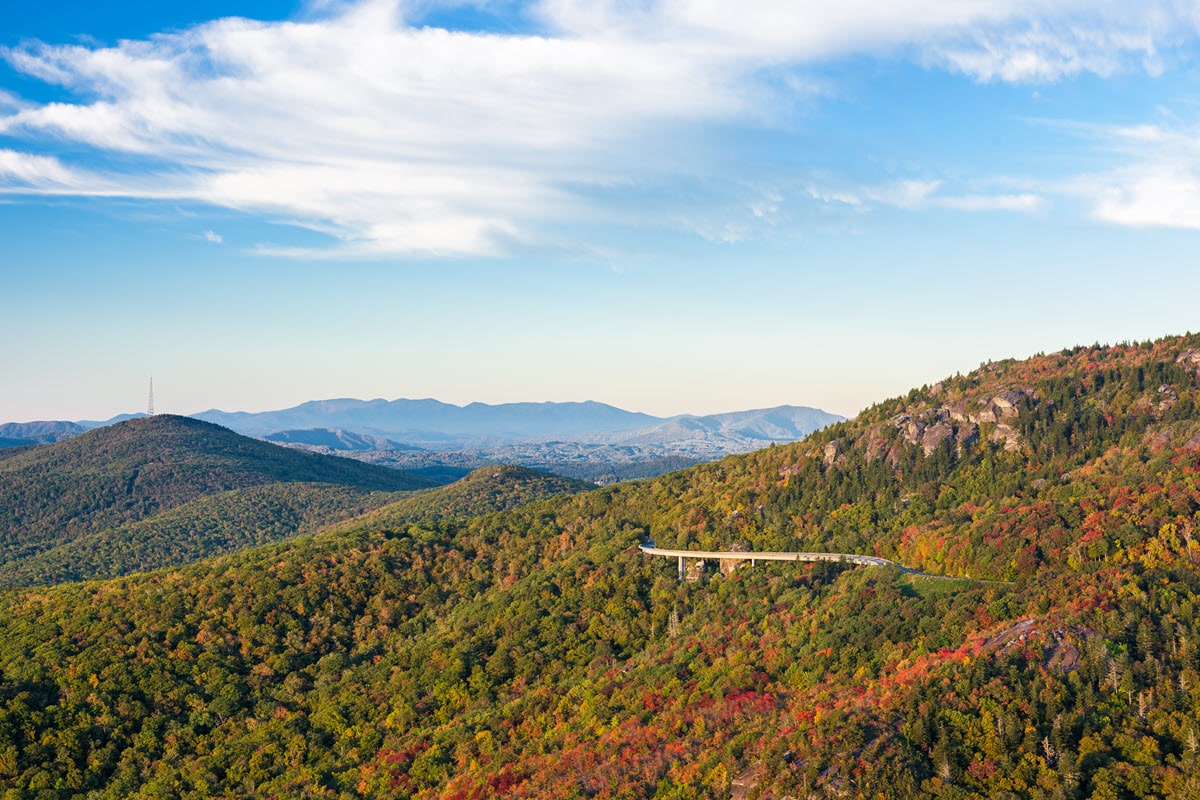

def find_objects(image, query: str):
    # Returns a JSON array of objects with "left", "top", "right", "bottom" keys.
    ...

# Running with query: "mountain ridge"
[
  {"left": 1, "top": 400, "right": 843, "bottom": 452},
  {"left": 1, "top": 401, "right": 844, "bottom": 482},
  {"left": 192, "top": 397, "right": 666, "bottom": 439},
  {"left": 0, "top": 420, "right": 87, "bottom": 444},
  {"left": 0, "top": 414, "right": 438, "bottom": 578},
  {"left": 5, "top": 338, "right": 1199, "bottom": 795},
  {"left": 254, "top": 403, "right": 844, "bottom": 482},
  {"left": 0, "top": 464, "right": 589, "bottom": 588}
]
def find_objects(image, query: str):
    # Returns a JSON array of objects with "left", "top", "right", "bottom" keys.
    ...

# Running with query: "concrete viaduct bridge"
[{"left": 638, "top": 544, "right": 992, "bottom": 582}]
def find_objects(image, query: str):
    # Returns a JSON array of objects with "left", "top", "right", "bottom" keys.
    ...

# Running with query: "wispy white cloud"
[
  {"left": 0, "top": 1, "right": 751, "bottom": 255},
  {"left": 1068, "top": 120, "right": 1200, "bottom": 230},
  {"left": 805, "top": 185, "right": 863, "bottom": 207},
  {"left": 936, "top": 192, "right": 1044, "bottom": 212},
  {"left": 806, "top": 178, "right": 1044, "bottom": 214},
  {"left": 539, "top": 0, "right": 1025, "bottom": 58},
  {"left": 1094, "top": 170, "right": 1200, "bottom": 229},
  {"left": 0, "top": 89, "right": 29, "bottom": 113},
  {"left": 0, "top": 147, "right": 194, "bottom": 198},
  {"left": 0, "top": 0, "right": 1194, "bottom": 255},
  {"left": 925, "top": 12, "right": 1171, "bottom": 82},
  {"left": 536, "top": 0, "right": 1186, "bottom": 78},
  {"left": 0, "top": 149, "right": 85, "bottom": 188},
  {"left": 203, "top": 229, "right": 223, "bottom": 243},
  {"left": 864, "top": 180, "right": 943, "bottom": 210}
]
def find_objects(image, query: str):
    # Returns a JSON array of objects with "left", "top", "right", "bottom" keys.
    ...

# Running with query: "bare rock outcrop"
[
  {"left": 731, "top": 762, "right": 764, "bottom": 800},
  {"left": 921, "top": 422, "right": 955, "bottom": 456},
  {"left": 902, "top": 419, "right": 925, "bottom": 446},
  {"left": 1148, "top": 429, "right": 1173, "bottom": 451},
  {"left": 863, "top": 429, "right": 888, "bottom": 462},
  {"left": 974, "top": 406, "right": 998, "bottom": 424},
  {"left": 851, "top": 387, "right": 1036, "bottom": 465},
  {"left": 990, "top": 423, "right": 1022, "bottom": 452},
  {"left": 992, "top": 389, "right": 1024, "bottom": 415},
  {"left": 885, "top": 445, "right": 903, "bottom": 468},
  {"left": 982, "top": 619, "right": 1093, "bottom": 675},
  {"left": 956, "top": 422, "right": 979, "bottom": 451},
  {"left": 1177, "top": 348, "right": 1200, "bottom": 372},
  {"left": 970, "top": 389, "right": 1025, "bottom": 425},
  {"left": 1157, "top": 384, "right": 1178, "bottom": 411},
  {"left": 946, "top": 400, "right": 969, "bottom": 422},
  {"left": 1045, "top": 631, "right": 1083, "bottom": 674}
]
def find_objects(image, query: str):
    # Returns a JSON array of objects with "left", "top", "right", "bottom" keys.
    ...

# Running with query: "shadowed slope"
[{"left": 0, "top": 414, "right": 437, "bottom": 571}]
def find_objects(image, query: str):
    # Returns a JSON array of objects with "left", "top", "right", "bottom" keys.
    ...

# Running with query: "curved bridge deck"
[
  {"left": 639, "top": 545, "right": 893, "bottom": 568},
  {"left": 639, "top": 544, "right": 994, "bottom": 582}
]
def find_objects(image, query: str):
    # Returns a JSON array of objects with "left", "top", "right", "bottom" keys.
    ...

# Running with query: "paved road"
[
  {"left": 639, "top": 544, "right": 997, "bottom": 582},
  {"left": 639, "top": 544, "right": 894, "bottom": 567}
]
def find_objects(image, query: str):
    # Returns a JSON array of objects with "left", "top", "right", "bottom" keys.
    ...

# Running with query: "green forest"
[
  {"left": 1, "top": 336, "right": 1200, "bottom": 798},
  {"left": 0, "top": 416, "right": 439, "bottom": 586}
]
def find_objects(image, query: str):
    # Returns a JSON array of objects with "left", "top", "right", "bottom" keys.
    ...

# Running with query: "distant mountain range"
[
  {"left": 198, "top": 400, "right": 844, "bottom": 481},
  {"left": 576, "top": 405, "right": 842, "bottom": 447},
  {"left": 0, "top": 415, "right": 145, "bottom": 448},
  {"left": 0, "top": 420, "right": 88, "bottom": 448},
  {"left": 193, "top": 398, "right": 841, "bottom": 448},
  {"left": 0, "top": 399, "right": 844, "bottom": 482},
  {"left": 194, "top": 398, "right": 665, "bottom": 442},
  {"left": 263, "top": 428, "right": 421, "bottom": 452}
]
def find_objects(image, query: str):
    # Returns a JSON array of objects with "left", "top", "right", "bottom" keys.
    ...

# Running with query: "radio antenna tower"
[{"left": 148, "top": 375, "right": 155, "bottom": 417}]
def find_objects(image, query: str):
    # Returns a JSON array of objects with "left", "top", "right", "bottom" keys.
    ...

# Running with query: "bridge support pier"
[{"left": 678, "top": 556, "right": 685, "bottom": 580}]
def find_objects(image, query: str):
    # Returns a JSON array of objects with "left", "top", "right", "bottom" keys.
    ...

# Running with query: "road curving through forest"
[{"left": 638, "top": 544, "right": 1007, "bottom": 583}]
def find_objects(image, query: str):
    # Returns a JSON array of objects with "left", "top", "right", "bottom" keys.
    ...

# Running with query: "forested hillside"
[
  {"left": 0, "top": 416, "right": 437, "bottom": 582},
  {"left": 0, "top": 430, "right": 589, "bottom": 588},
  {"left": 0, "top": 483, "right": 395, "bottom": 587},
  {"left": 1, "top": 336, "right": 1199, "bottom": 798},
  {"left": 0, "top": 464, "right": 590, "bottom": 588},
  {"left": 329, "top": 465, "right": 594, "bottom": 529}
]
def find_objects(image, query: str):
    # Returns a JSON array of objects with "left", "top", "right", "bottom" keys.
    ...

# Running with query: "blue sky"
[{"left": 3, "top": 0, "right": 1200, "bottom": 422}]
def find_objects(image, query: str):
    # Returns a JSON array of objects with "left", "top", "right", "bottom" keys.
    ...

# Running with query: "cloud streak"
[
  {"left": 1075, "top": 121, "right": 1200, "bottom": 230},
  {"left": 0, "top": 150, "right": 86, "bottom": 189},
  {"left": 0, "top": 1, "right": 750, "bottom": 255},
  {"left": 0, "top": 0, "right": 1195, "bottom": 255}
]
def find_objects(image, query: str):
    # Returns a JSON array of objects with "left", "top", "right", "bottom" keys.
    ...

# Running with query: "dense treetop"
[
  {"left": 0, "top": 415, "right": 437, "bottom": 582},
  {"left": 0, "top": 482, "right": 393, "bottom": 587},
  {"left": 1, "top": 335, "right": 1200, "bottom": 797},
  {"left": 0, "top": 426, "right": 591, "bottom": 588},
  {"left": 328, "top": 465, "right": 595, "bottom": 530}
]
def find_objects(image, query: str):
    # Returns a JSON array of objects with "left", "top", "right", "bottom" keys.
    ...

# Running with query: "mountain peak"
[
  {"left": 0, "top": 411, "right": 436, "bottom": 582},
  {"left": 5, "top": 333, "right": 1200, "bottom": 796}
]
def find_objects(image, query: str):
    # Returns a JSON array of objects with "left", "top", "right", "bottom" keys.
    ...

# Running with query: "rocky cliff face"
[{"left": 820, "top": 386, "right": 1034, "bottom": 469}]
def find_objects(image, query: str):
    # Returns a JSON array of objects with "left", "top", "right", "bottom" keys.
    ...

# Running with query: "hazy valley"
[{"left": 2, "top": 401, "right": 844, "bottom": 484}]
